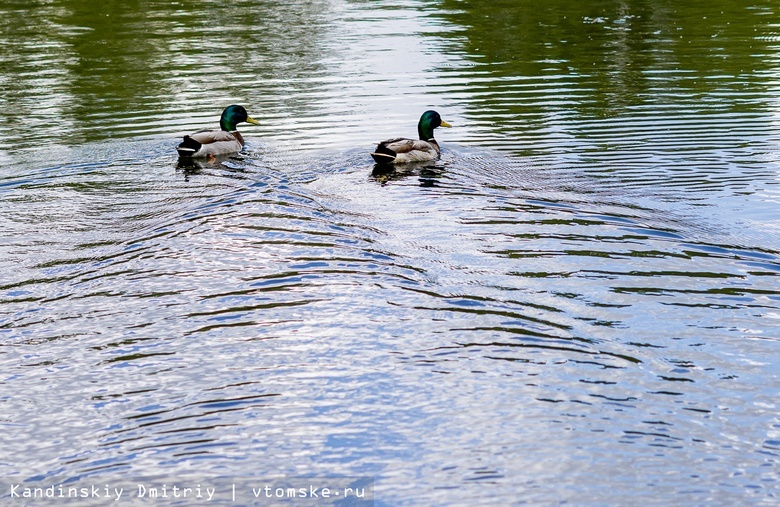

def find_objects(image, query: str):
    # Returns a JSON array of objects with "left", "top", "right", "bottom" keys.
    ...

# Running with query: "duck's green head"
[
  {"left": 417, "top": 110, "right": 452, "bottom": 140},
  {"left": 220, "top": 105, "right": 260, "bottom": 131}
]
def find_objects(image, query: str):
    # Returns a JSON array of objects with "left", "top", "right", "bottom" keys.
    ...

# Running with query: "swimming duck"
[
  {"left": 177, "top": 105, "right": 260, "bottom": 159},
  {"left": 370, "top": 110, "right": 452, "bottom": 164}
]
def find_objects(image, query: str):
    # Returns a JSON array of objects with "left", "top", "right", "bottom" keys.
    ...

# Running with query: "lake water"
[{"left": 1, "top": 0, "right": 779, "bottom": 505}]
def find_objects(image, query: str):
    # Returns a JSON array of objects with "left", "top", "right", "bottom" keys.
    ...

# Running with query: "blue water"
[{"left": 1, "top": 0, "right": 780, "bottom": 505}]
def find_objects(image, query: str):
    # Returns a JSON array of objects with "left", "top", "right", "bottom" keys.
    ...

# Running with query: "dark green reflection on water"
[
  {"left": 1, "top": 0, "right": 779, "bottom": 153},
  {"left": 0, "top": 0, "right": 334, "bottom": 148},
  {"left": 434, "top": 0, "right": 779, "bottom": 122},
  {"left": 429, "top": 0, "right": 780, "bottom": 169}
]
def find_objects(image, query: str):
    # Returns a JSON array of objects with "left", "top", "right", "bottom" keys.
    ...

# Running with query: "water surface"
[{"left": 1, "top": 1, "right": 779, "bottom": 505}]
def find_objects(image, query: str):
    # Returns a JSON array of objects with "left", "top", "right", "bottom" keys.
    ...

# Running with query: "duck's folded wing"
[
  {"left": 188, "top": 129, "right": 237, "bottom": 145},
  {"left": 378, "top": 138, "right": 436, "bottom": 154}
]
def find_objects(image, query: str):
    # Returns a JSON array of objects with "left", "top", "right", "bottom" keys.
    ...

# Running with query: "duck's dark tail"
[
  {"left": 177, "top": 136, "right": 201, "bottom": 158},
  {"left": 370, "top": 144, "right": 396, "bottom": 164}
]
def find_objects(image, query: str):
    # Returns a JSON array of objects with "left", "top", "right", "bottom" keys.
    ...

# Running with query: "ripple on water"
[
  {"left": 0, "top": 130, "right": 777, "bottom": 505},
  {"left": 1, "top": 0, "right": 780, "bottom": 502}
]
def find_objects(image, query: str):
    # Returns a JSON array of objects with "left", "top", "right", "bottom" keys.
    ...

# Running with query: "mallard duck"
[
  {"left": 370, "top": 110, "right": 452, "bottom": 164},
  {"left": 177, "top": 105, "right": 260, "bottom": 159}
]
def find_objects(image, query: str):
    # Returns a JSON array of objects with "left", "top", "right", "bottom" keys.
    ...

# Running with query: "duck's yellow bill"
[
  {"left": 440, "top": 120, "right": 453, "bottom": 128},
  {"left": 246, "top": 116, "right": 261, "bottom": 125}
]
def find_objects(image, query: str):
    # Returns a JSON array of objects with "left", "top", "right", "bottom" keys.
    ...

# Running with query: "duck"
[
  {"left": 177, "top": 105, "right": 260, "bottom": 159},
  {"left": 370, "top": 110, "right": 452, "bottom": 164}
]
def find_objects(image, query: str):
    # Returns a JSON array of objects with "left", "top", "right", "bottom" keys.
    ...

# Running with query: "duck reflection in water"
[
  {"left": 371, "top": 160, "right": 447, "bottom": 187},
  {"left": 176, "top": 153, "right": 251, "bottom": 181}
]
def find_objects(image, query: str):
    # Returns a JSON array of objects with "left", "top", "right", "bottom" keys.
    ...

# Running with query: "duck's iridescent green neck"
[
  {"left": 220, "top": 105, "right": 247, "bottom": 131},
  {"left": 418, "top": 111, "right": 439, "bottom": 140},
  {"left": 220, "top": 117, "right": 237, "bottom": 132}
]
